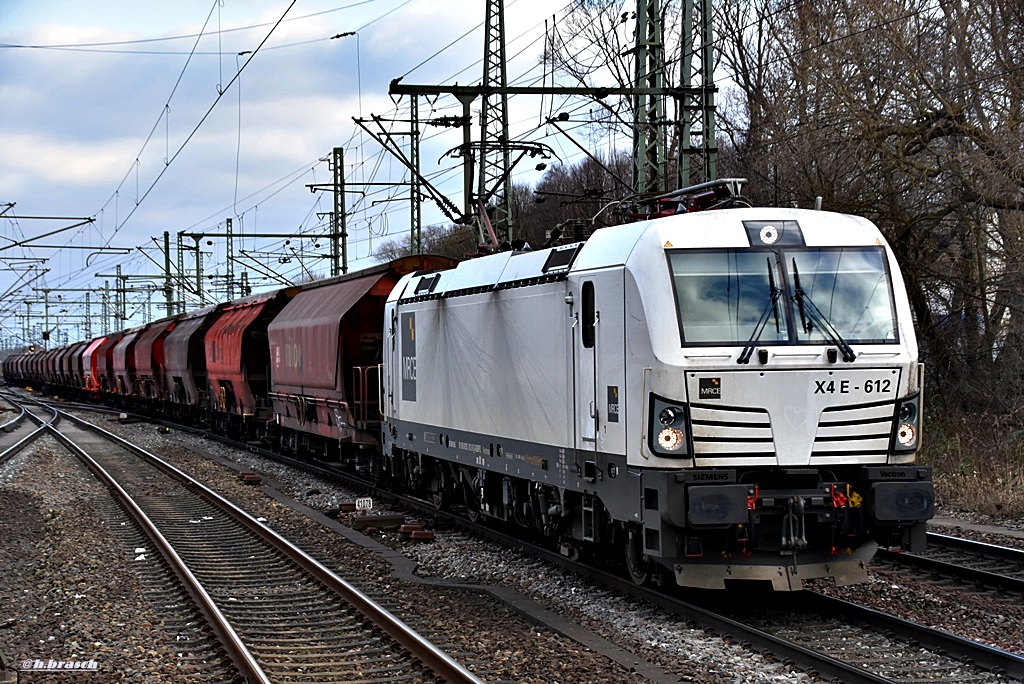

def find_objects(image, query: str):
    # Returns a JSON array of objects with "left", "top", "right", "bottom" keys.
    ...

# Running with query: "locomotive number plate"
[{"left": 813, "top": 377, "right": 893, "bottom": 395}]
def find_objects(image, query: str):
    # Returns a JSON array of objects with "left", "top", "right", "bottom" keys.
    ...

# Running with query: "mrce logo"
[{"left": 698, "top": 377, "right": 721, "bottom": 400}]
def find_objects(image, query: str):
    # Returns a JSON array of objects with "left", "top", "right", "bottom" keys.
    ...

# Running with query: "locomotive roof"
[{"left": 392, "top": 207, "right": 888, "bottom": 303}]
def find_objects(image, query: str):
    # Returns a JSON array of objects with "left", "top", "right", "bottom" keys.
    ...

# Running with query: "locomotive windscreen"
[{"left": 669, "top": 246, "right": 900, "bottom": 347}]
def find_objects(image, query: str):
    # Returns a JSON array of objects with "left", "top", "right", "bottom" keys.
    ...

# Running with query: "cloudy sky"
[{"left": 1, "top": 0, "right": 592, "bottom": 346}]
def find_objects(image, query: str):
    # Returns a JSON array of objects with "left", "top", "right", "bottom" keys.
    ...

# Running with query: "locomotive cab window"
[
  {"left": 669, "top": 250, "right": 789, "bottom": 346},
  {"left": 669, "top": 246, "right": 899, "bottom": 346},
  {"left": 788, "top": 247, "right": 899, "bottom": 345}
]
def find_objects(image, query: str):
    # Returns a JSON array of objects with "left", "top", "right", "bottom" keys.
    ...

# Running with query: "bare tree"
[
  {"left": 512, "top": 150, "right": 634, "bottom": 246},
  {"left": 373, "top": 224, "right": 479, "bottom": 262},
  {"left": 543, "top": 0, "right": 1024, "bottom": 417},
  {"left": 713, "top": 0, "right": 1024, "bottom": 414}
]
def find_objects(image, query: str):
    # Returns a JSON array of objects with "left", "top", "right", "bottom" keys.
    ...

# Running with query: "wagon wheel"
[
  {"left": 371, "top": 455, "right": 393, "bottom": 492},
  {"left": 370, "top": 456, "right": 385, "bottom": 488}
]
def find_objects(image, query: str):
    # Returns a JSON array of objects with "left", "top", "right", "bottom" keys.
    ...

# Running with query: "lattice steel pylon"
[
  {"left": 633, "top": 0, "right": 718, "bottom": 195},
  {"left": 387, "top": 1, "right": 720, "bottom": 225},
  {"left": 680, "top": 0, "right": 718, "bottom": 187},
  {"left": 632, "top": 0, "right": 667, "bottom": 196},
  {"left": 479, "top": 0, "right": 514, "bottom": 242}
]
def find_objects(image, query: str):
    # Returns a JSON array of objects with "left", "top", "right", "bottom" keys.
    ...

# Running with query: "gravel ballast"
[
  {"left": 4, "top": 409, "right": 1023, "bottom": 682},
  {"left": 0, "top": 438, "right": 193, "bottom": 682},
  {"left": 115, "top": 421, "right": 806, "bottom": 683}
]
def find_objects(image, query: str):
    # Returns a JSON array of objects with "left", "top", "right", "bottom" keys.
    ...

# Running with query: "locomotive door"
[
  {"left": 572, "top": 271, "right": 626, "bottom": 465},
  {"left": 385, "top": 306, "right": 398, "bottom": 419},
  {"left": 575, "top": 279, "right": 598, "bottom": 449}
]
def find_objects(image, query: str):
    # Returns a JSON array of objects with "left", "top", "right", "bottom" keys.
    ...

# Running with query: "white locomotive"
[{"left": 382, "top": 199, "right": 932, "bottom": 590}]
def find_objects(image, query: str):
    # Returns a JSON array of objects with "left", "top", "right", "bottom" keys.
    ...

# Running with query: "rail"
[
  {"left": 0, "top": 392, "right": 54, "bottom": 466},
  {"left": 50, "top": 404, "right": 485, "bottom": 684},
  {"left": 22, "top": 405, "right": 272, "bottom": 684},
  {"left": 877, "top": 532, "right": 1024, "bottom": 594}
]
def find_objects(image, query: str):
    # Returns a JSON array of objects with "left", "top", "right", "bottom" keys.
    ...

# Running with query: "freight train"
[{"left": 3, "top": 186, "right": 934, "bottom": 590}]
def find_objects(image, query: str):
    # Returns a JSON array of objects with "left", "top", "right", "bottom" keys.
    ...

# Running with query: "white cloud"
[
  {"left": 1, "top": 132, "right": 133, "bottom": 191},
  {"left": 0, "top": 0, "right": 565, "bottom": 337}
]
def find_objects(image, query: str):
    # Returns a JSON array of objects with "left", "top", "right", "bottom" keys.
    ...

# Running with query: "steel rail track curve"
[
  {"left": 18, "top": 400, "right": 271, "bottom": 684},
  {"left": 232, "top": 437, "right": 1024, "bottom": 683},
  {"left": 0, "top": 390, "right": 49, "bottom": 465},
  {"left": 20, "top": 398, "right": 485, "bottom": 684},
  {"left": 150, "top": 417, "right": 1024, "bottom": 683}
]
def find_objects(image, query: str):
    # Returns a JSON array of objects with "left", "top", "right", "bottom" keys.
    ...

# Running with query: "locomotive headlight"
[
  {"left": 897, "top": 423, "right": 916, "bottom": 446},
  {"left": 893, "top": 392, "right": 922, "bottom": 452},
  {"left": 659, "top": 406, "right": 683, "bottom": 426},
  {"left": 657, "top": 427, "right": 686, "bottom": 451},
  {"left": 650, "top": 396, "right": 690, "bottom": 456}
]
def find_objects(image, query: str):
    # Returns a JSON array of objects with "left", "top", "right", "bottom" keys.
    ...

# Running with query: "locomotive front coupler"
[
  {"left": 780, "top": 495, "right": 809, "bottom": 553},
  {"left": 746, "top": 484, "right": 843, "bottom": 526}
]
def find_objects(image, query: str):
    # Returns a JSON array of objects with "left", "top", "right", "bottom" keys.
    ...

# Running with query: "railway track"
[
  {"left": 717, "top": 590, "right": 1023, "bottom": 682},
  {"left": 457, "top": 514, "right": 1024, "bottom": 684},
  {"left": 877, "top": 534, "right": 1024, "bottom": 595},
  {"left": 29, "top": 396, "right": 1024, "bottom": 683},
  {"left": 232, "top": 445, "right": 1024, "bottom": 683},
  {"left": 0, "top": 392, "right": 46, "bottom": 465},
  {"left": 15, "top": 397, "right": 484, "bottom": 684}
]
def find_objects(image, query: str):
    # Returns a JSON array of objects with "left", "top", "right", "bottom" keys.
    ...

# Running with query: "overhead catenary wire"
[
  {"left": 99, "top": 1, "right": 299, "bottom": 246},
  {"left": 0, "top": 0, "right": 389, "bottom": 51},
  {"left": 94, "top": 0, "right": 224, "bottom": 233},
  {"left": 10, "top": 0, "right": 1006, "bottom": 342},
  {"left": 9, "top": 0, "right": 615, "bottom": 314},
  {"left": 83, "top": 0, "right": 418, "bottom": 287}
]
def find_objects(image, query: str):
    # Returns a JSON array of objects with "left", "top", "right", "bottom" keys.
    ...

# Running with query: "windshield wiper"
[
  {"left": 738, "top": 258, "right": 782, "bottom": 364},
  {"left": 790, "top": 259, "right": 856, "bottom": 362}
]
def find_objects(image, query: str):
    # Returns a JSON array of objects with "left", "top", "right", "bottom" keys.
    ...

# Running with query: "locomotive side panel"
[
  {"left": 567, "top": 268, "right": 627, "bottom": 461},
  {"left": 389, "top": 280, "right": 573, "bottom": 469}
]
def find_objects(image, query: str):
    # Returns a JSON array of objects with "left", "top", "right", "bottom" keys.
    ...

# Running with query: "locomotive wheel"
[
  {"left": 430, "top": 488, "right": 450, "bottom": 511},
  {"left": 465, "top": 490, "right": 482, "bottom": 523},
  {"left": 462, "top": 468, "right": 482, "bottom": 523},
  {"left": 429, "top": 466, "right": 451, "bottom": 511},
  {"left": 625, "top": 528, "right": 653, "bottom": 586}
]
